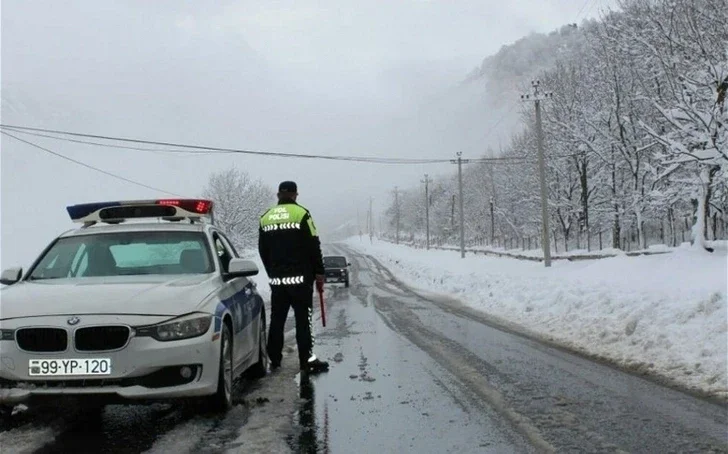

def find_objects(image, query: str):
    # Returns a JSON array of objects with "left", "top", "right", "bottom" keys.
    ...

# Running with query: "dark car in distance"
[{"left": 323, "top": 255, "right": 350, "bottom": 287}]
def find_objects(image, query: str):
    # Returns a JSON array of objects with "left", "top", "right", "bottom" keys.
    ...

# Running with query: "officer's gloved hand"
[{"left": 315, "top": 275, "right": 325, "bottom": 293}]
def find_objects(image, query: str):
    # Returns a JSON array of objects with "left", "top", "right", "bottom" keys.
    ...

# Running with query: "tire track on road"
[{"left": 349, "top": 247, "right": 727, "bottom": 453}]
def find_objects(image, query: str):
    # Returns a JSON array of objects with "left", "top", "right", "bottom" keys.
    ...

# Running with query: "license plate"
[{"left": 29, "top": 358, "right": 112, "bottom": 377}]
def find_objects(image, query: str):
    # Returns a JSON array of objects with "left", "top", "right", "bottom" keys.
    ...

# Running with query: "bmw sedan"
[{"left": 0, "top": 199, "right": 268, "bottom": 414}]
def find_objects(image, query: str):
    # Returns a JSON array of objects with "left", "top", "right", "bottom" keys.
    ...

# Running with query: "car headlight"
[{"left": 137, "top": 314, "right": 212, "bottom": 342}]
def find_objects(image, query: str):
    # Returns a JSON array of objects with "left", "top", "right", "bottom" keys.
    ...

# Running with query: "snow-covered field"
[{"left": 345, "top": 238, "right": 728, "bottom": 400}]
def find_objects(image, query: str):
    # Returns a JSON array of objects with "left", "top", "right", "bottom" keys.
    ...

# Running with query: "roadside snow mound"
[{"left": 345, "top": 239, "right": 728, "bottom": 399}]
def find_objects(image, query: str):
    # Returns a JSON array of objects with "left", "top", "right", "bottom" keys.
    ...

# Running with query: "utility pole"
[
  {"left": 421, "top": 174, "right": 431, "bottom": 250},
  {"left": 451, "top": 195, "right": 456, "bottom": 231},
  {"left": 488, "top": 162, "right": 496, "bottom": 246},
  {"left": 394, "top": 186, "right": 400, "bottom": 245},
  {"left": 365, "top": 198, "right": 370, "bottom": 239},
  {"left": 489, "top": 196, "right": 495, "bottom": 245},
  {"left": 357, "top": 206, "right": 362, "bottom": 241},
  {"left": 450, "top": 152, "right": 470, "bottom": 258},
  {"left": 369, "top": 197, "right": 373, "bottom": 244},
  {"left": 521, "top": 80, "right": 553, "bottom": 267}
]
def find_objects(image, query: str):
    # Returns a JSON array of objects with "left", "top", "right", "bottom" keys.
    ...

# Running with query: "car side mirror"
[
  {"left": 0, "top": 267, "right": 23, "bottom": 285},
  {"left": 347, "top": 263, "right": 351, "bottom": 267},
  {"left": 226, "top": 259, "right": 258, "bottom": 278}
]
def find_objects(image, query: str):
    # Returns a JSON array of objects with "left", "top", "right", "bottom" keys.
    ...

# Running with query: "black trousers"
[{"left": 267, "top": 283, "right": 314, "bottom": 369}]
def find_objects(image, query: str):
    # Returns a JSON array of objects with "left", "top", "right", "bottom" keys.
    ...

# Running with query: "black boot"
[{"left": 302, "top": 357, "right": 329, "bottom": 374}]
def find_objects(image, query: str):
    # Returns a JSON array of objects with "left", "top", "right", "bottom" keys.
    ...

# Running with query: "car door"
[
  {"left": 210, "top": 231, "right": 255, "bottom": 369},
  {"left": 218, "top": 232, "right": 262, "bottom": 364}
]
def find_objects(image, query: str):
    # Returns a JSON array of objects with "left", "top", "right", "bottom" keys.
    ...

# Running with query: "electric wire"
[
  {"left": 0, "top": 124, "right": 579, "bottom": 165},
  {"left": 1, "top": 130, "right": 185, "bottom": 197},
  {"left": 0, "top": 124, "right": 452, "bottom": 164}
]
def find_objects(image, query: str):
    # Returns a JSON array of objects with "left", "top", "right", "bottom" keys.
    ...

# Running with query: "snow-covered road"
[
  {"left": 307, "top": 246, "right": 727, "bottom": 452},
  {"left": 345, "top": 238, "right": 728, "bottom": 400},
  {"left": 1, "top": 243, "right": 725, "bottom": 453}
]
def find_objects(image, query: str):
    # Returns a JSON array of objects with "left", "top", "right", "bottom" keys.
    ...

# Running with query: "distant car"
[
  {"left": 0, "top": 199, "right": 268, "bottom": 414},
  {"left": 323, "top": 255, "right": 350, "bottom": 287}
]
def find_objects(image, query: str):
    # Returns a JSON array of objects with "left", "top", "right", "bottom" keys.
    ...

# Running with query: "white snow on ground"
[
  {"left": 142, "top": 415, "right": 218, "bottom": 454},
  {"left": 0, "top": 426, "right": 57, "bottom": 453},
  {"left": 223, "top": 370, "right": 300, "bottom": 453},
  {"left": 144, "top": 357, "right": 302, "bottom": 454},
  {"left": 345, "top": 238, "right": 728, "bottom": 399}
]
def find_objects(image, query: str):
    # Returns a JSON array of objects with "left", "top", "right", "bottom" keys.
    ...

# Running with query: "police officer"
[{"left": 259, "top": 181, "right": 329, "bottom": 374}]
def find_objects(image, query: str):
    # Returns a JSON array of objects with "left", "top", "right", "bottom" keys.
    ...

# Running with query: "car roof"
[{"left": 59, "top": 221, "right": 209, "bottom": 238}]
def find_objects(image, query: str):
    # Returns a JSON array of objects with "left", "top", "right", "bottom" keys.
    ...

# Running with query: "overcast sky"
[{"left": 1, "top": 0, "right": 613, "bottom": 267}]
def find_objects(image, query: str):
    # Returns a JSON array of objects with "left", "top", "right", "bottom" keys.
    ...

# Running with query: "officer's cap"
[{"left": 278, "top": 181, "right": 298, "bottom": 193}]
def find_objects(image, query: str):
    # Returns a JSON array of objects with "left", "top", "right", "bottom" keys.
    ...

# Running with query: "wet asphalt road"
[
  {"left": 1, "top": 245, "right": 726, "bottom": 453},
  {"left": 301, "top": 245, "right": 728, "bottom": 453}
]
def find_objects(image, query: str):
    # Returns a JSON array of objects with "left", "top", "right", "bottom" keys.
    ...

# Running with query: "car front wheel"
[
  {"left": 208, "top": 323, "right": 233, "bottom": 412},
  {"left": 245, "top": 307, "right": 268, "bottom": 379}
]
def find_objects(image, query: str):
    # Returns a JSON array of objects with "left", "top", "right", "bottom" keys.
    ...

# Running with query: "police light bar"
[{"left": 66, "top": 199, "right": 213, "bottom": 224}]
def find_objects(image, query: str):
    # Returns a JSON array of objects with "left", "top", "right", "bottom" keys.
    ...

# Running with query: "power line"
[
  {"left": 575, "top": 0, "right": 594, "bottom": 22},
  {"left": 0, "top": 123, "right": 569, "bottom": 165},
  {"left": 0, "top": 123, "right": 582, "bottom": 165},
  {"left": 0, "top": 126, "right": 230, "bottom": 155},
  {"left": 0, "top": 124, "right": 452, "bottom": 165},
  {"left": 1, "top": 131, "right": 185, "bottom": 197}
]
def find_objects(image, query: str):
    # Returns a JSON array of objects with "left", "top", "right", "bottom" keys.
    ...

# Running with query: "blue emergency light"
[{"left": 66, "top": 201, "right": 123, "bottom": 220}]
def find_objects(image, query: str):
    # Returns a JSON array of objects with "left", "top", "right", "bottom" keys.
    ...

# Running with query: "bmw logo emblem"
[{"left": 67, "top": 316, "right": 81, "bottom": 326}]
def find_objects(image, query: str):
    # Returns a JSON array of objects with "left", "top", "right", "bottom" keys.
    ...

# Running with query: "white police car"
[{"left": 0, "top": 199, "right": 268, "bottom": 413}]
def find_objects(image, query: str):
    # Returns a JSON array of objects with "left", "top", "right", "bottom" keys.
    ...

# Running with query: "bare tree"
[{"left": 202, "top": 167, "right": 274, "bottom": 250}]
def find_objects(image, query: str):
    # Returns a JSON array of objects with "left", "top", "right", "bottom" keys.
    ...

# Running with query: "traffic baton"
[{"left": 317, "top": 287, "right": 326, "bottom": 327}]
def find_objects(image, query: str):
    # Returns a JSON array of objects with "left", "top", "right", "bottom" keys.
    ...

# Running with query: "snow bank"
[{"left": 345, "top": 238, "right": 728, "bottom": 399}]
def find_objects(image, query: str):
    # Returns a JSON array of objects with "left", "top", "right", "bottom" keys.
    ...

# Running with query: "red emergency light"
[{"left": 157, "top": 199, "right": 213, "bottom": 214}]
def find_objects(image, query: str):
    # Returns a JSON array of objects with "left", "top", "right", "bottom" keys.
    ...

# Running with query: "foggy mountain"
[{"left": 319, "top": 24, "right": 594, "bottom": 240}]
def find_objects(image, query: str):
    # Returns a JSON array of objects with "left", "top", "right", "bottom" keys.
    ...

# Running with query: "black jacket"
[{"left": 258, "top": 200, "right": 324, "bottom": 285}]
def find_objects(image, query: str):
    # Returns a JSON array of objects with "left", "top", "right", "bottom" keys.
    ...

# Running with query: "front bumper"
[
  {"left": 324, "top": 270, "right": 348, "bottom": 283},
  {"left": 0, "top": 318, "right": 220, "bottom": 405}
]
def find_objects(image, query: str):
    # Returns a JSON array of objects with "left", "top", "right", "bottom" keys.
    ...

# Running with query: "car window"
[
  {"left": 211, "top": 232, "right": 234, "bottom": 273},
  {"left": 70, "top": 243, "right": 88, "bottom": 277},
  {"left": 324, "top": 256, "right": 347, "bottom": 268},
  {"left": 28, "top": 231, "right": 214, "bottom": 279},
  {"left": 31, "top": 239, "right": 84, "bottom": 279},
  {"left": 217, "top": 232, "right": 240, "bottom": 258}
]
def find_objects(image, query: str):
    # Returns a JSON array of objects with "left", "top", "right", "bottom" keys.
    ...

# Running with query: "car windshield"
[
  {"left": 324, "top": 256, "right": 347, "bottom": 268},
  {"left": 28, "top": 231, "right": 214, "bottom": 279}
]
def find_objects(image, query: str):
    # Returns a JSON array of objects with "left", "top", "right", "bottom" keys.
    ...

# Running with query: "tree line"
[{"left": 384, "top": 0, "right": 727, "bottom": 253}]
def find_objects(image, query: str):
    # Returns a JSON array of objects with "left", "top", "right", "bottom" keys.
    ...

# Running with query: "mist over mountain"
[{"left": 1, "top": 0, "right": 606, "bottom": 261}]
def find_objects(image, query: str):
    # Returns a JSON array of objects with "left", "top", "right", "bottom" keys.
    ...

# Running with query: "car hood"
[{"left": 0, "top": 275, "right": 219, "bottom": 320}]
